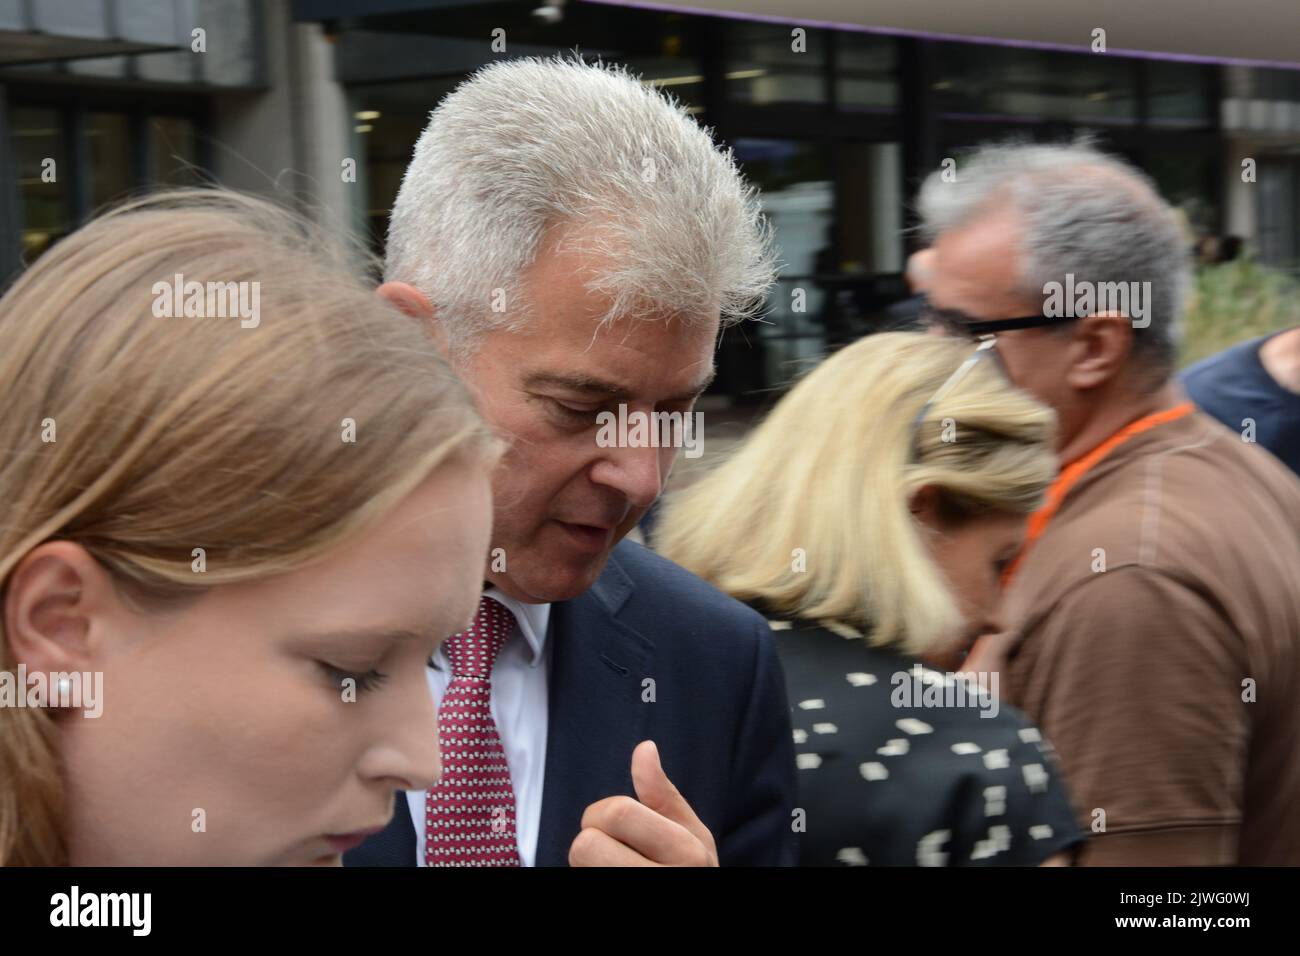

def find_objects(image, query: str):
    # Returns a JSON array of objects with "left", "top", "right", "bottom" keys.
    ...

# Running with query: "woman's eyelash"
[{"left": 318, "top": 663, "right": 389, "bottom": 694}]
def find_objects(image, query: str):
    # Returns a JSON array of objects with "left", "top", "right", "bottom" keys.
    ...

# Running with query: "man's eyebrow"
[
  {"left": 523, "top": 368, "right": 716, "bottom": 403},
  {"left": 523, "top": 371, "right": 624, "bottom": 396}
]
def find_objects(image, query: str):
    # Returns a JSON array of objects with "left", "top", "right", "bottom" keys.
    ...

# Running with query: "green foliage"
[{"left": 1179, "top": 260, "right": 1300, "bottom": 368}]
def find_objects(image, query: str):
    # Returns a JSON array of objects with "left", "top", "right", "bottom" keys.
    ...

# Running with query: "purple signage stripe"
[{"left": 577, "top": 0, "right": 1300, "bottom": 71}]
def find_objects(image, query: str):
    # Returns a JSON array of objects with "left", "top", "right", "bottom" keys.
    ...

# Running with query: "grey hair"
[
  {"left": 385, "top": 54, "right": 777, "bottom": 357},
  {"left": 917, "top": 140, "right": 1192, "bottom": 383}
]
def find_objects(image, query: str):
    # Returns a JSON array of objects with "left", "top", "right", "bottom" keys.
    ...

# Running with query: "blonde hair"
[
  {"left": 656, "top": 332, "right": 1057, "bottom": 656},
  {"left": 0, "top": 189, "right": 497, "bottom": 866}
]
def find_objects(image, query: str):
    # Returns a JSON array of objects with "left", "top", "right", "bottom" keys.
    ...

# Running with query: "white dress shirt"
[{"left": 406, "top": 588, "right": 551, "bottom": 866}]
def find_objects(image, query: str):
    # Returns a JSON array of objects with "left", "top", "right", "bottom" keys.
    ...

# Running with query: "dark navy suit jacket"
[{"left": 345, "top": 539, "right": 797, "bottom": 867}]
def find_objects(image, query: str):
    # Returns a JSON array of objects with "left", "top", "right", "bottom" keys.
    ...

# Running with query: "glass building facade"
[
  {"left": 3, "top": 0, "right": 1299, "bottom": 402},
  {"left": 326, "top": 3, "right": 1297, "bottom": 400}
]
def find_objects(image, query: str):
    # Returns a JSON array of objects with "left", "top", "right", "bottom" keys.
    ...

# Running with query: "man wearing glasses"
[{"left": 914, "top": 141, "right": 1300, "bottom": 865}]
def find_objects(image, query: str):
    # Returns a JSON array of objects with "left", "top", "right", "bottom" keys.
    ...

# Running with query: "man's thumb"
[
  {"left": 631, "top": 740, "right": 686, "bottom": 819},
  {"left": 630, "top": 740, "right": 716, "bottom": 856}
]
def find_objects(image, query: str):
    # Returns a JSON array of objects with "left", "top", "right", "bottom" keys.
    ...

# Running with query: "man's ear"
[
  {"left": 1065, "top": 312, "right": 1134, "bottom": 390},
  {"left": 376, "top": 281, "right": 449, "bottom": 358},
  {"left": 4, "top": 542, "right": 117, "bottom": 676}
]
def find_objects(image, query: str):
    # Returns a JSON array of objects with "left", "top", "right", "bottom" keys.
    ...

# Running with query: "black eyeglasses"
[
  {"left": 910, "top": 336, "right": 1010, "bottom": 455},
  {"left": 912, "top": 336, "right": 996, "bottom": 430},
  {"left": 919, "top": 296, "right": 1080, "bottom": 339}
]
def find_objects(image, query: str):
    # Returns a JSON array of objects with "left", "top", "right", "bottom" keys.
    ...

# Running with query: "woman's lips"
[
  {"left": 554, "top": 520, "right": 614, "bottom": 553},
  {"left": 324, "top": 833, "right": 368, "bottom": 854},
  {"left": 323, "top": 824, "right": 388, "bottom": 855}
]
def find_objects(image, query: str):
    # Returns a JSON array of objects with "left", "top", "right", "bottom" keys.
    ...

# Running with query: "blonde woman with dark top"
[
  {"left": 657, "top": 332, "right": 1084, "bottom": 866},
  {"left": 0, "top": 190, "right": 497, "bottom": 866}
]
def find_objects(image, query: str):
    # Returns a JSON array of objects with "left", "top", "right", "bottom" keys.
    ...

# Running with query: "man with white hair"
[
  {"left": 346, "top": 55, "right": 796, "bottom": 867},
  {"left": 918, "top": 141, "right": 1300, "bottom": 865}
]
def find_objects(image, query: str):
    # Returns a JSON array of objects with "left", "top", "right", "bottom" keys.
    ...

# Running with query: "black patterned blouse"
[{"left": 764, "top": 611, "right": 1085, "bottom": 867}]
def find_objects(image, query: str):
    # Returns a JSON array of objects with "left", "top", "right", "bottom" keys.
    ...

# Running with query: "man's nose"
[{"left": 590, "top": 441, "right": 665, "bottom": 509}]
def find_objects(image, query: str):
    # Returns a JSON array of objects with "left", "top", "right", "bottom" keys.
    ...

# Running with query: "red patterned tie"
[{"left": 424, "top": 595, "right": 522, "bottom": 867}]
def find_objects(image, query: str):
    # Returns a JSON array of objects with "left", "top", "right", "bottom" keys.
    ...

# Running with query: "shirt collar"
[{"left": 429, "top": 587, "right": 551, "bottom": 670}]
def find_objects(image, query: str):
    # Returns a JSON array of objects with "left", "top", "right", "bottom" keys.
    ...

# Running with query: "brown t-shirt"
[{"left": 1002, "top": 409, "right": 1300, "bottom": 865}]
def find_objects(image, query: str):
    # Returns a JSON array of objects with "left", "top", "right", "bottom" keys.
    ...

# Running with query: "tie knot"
[{"left": 443, "top": 595, "right": 516, "bottom": 679}]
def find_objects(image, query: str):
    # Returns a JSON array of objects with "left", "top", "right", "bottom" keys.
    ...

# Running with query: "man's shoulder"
[
  {"left": 597, "top": 538, "right": 770, "bottom": 652},
  {"left": 605, "top": 537, "right": 768, "bottom": 625},
  {"left": 1181, "top": 337, "right": 1281, "bottom": 425},
  {"left": 1065, "top": 410, "right": 1300, "bottom": 546},
  {"left": 1181, "top": 336, "right": 1263, "bottom": 382},
  {"left": 1010, "top": 412, "right": 1300, "bottom": 620}
]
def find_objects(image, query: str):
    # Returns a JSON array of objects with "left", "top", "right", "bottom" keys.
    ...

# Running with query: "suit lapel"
[{"left": 534, "top": 550, "right": 654, "bottom": 866}]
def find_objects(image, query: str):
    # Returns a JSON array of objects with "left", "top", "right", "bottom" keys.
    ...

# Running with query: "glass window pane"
[
  {"left": 1147, "top": 61, "right": 1213, "bottom": 128},
  {"left": 1245, "top": 66, "right": 1300, "bottom": 102},
  {"left": 622, "top": 27, "right": 707, "bottom": 115},
  {"left": 12, "top": 107, "right": 69, "bottom": 264},
  {"left": 936, "top": 44, "right": 1138, "bottom": 123},
  {"left": 1255, "top": 161, "right": 1298, "bottom": 271},
  {"left": 86, "top": 112, "right": 133, "bottom": 210},
  {"left": 353, "top": 79, "right": 464, "bottom": 254},
  {"left": 149, "top": 116, "right": 202, "bottom": 185},
  {"left": 726, "top": 22, "right": 827, "bottom": 107},
  {"left": 835, "top": 142, "right": 902, "bottom": 274},
  {"left": 734, "top": 138, "right": 832, "bottom": 383},
  {"left": 1146, "top": 149, "right": 1216, "bottom": 235},
  {"left": 836, "top": 34, "right": 898, "bottom": 111},
  {"left": 363, "top": 112, "right": 427, "bottom": 254},
  {"left": 629, "top": 55, "right": 706, "bottom": 114}
]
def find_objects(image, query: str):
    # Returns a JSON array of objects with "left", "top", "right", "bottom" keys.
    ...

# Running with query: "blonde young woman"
[
  {"left": 0, "top": 190, "right": 497, "bottom": 866},
  {"left": 656, "top": 332, "right": 1084, "bottom": 867}
]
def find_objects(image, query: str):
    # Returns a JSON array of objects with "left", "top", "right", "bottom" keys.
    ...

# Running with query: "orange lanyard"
[{"left": 1002, "top": 402, "right": 1195, "bottom": 586}]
